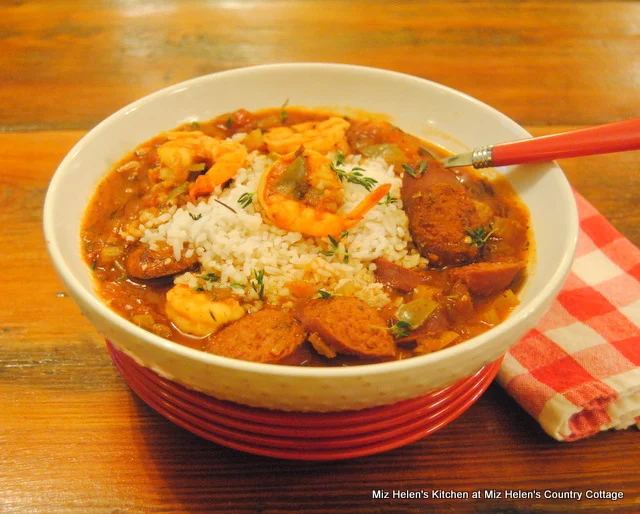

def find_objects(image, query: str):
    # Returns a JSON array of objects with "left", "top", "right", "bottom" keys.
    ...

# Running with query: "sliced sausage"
[
  {"left": 406, "top": 183, "right": 481, "bottom": 267},
  {"left": 401, "top": 161, "right": 462, "bottom": 210},
  {"left": 451, "top": 260, "right": 525, "bottom": 296},
  {"left": 373, "top": 257, "right": 427, "bottom": 292},
  {"left": 205, "top": 309, "right": 307, "bottom": 364},
  {"left": 124, "top": 243, "right": 198, "bottom": 280},
  {"left": 294, "top": 296, "right": 395, "bottom": 358}
]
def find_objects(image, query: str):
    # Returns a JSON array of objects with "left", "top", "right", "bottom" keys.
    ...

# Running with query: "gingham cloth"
[{"left": 497, "top": 191, "right": 640, "bottom": 442}]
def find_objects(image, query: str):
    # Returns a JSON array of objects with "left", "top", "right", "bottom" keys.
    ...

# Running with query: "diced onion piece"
[
  {"left": 132, "top": 314, "right": 155, "bottom": 330},
  {"left": 99, "top": 245, "right": 124, "bottom": 264},
  {"left": 309, "top": 333, "right": 337, "bottom": 359},
  {"left": 243, "top": 128, "right": 264, "bottom": 151},
  {"left": 492, "top": 216, "right": 522, "bottom": 244},
  {"left": 187, "top": 163, "right": 206, "bottom": 172},
  {"left": 491, "top": 289, "right": 519, "bottom": 317},
  {"left": 479, "top": 308, "right": 500, "bottom": 327},
  {"left": 396, "top": 298, "right": 438, "bottom": 329},
  {"left": 152, "top": 323, "right": 173, "bottom": 338}
]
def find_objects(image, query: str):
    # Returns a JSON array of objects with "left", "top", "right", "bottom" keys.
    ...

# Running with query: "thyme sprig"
[
  {"left": 319, "top": 231, "right": 350, "bottom": 263},
  {"left": 379, "top": 192, "right": 399, "bottom": 206},
  {"left": 371, "top": 320, "right": 413, "bottom": 339},
  {"left": 250, "top": 269, "right": 266, "bottom": 301},
  {"left": 330, "top": 163, "right": 378, "bottom": 191},
  {"left": 466, "top": 224, "right": 496, "bottom": 248},
  {"left": 237, "top": 192, "right": 254, "bottom": 208},
  {"left": 280, "top": 98, "right": 289, "bottom": 122},
  {"left": 401, "top": 161, "right": 428, "bottom": 178},
  {"left": 214, "top": 198, "right": 237, "bottom": 213},
  {"left": 389, "top": 321, "right": 413, "bottom": 338}
]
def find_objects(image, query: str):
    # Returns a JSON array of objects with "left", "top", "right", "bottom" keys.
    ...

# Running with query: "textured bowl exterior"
[{"left": 44, "top": 64, "right": 578, "bottom": 412}]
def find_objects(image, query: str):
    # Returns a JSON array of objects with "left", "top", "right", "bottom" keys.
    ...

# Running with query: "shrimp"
[
  {"left": 257, "top": 148, "right": 391, "bottom": 237},
  {"left": 263, "top": 117, "right": 350, "bottom": 155},
  {"left": 165, "top": 284, "right": 245, "bottom": 337},
  {"left": 153, "top": 131, "right": 247, "bottom": 198}
]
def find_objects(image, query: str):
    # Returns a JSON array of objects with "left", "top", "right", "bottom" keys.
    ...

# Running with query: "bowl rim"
[{"left": 43, "top": 62, "right": 579, "bottom": 379}]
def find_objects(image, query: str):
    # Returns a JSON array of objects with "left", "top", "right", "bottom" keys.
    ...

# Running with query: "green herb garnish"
[
  {"left": 379, "top": 192, "right": 399, "bottom": 206},
  {"left": 319, "top": 232, "right": 350, "bottom": 263},
  {"left": 237, "top": 192, "right": 254, "bottom": 208},
  {"left": 389, "top": 320, "right": 412, "bottom": 338},
  {"left": 189, "top": 213, "right": 203, "bottom": 221},
  {"left": 213, "top": 198, "right": 237, "bottom": 213},
  {"left": 466, "top": 224, "right": 496, "bottom": 247},
  {"left": 202, "top": 273, "right": 220, "bottom": 282},
  {"left": 401, "top": 161, "right": 428, "bottom": 178},
  {"left": 330, "top": 163, "right": 378, "bottom": 191},
  {"left": 225, "top": 116, "right": 233, "bottom": 129},
  {"left": 229, "top": 282, "right": 244, "bottom": 290},
  {"left": 317, "top": 290, "right": 333, "bottom": 299},
  {"left": 280, "top": 99, "right": 289, "bottom": 122},
  {"left": 335, "top": 149, "right": 346, "bottom": 166},
  {"left": 251, "top": 269, "right": 265, "bottom": 301},
  {"left": 371, "top": 320, "right": 413, "bottom": 339}
]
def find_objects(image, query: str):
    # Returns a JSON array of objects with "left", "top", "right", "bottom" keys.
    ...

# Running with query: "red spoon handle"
[{"left": 492, "top": 117, "right": 640, "bottom": 166}]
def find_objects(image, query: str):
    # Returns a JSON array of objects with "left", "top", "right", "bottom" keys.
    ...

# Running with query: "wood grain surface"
[{"left": 1, "top": 1, "right": 638, "bottom": 513}]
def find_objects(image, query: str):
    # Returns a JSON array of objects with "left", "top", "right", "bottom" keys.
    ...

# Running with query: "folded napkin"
[{"left": 497, "top": 191, "right": 640, "bottom": 441}]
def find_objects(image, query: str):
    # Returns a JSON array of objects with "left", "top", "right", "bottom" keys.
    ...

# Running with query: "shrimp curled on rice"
[
  {"left": 152, "top": 131, "right": 247, "bottom": 198},
  {"left": 263, "top": 117, "right": 350, "bottom": 155},
  {"left": 257, "top": 147, "right": 391, "bottom": 237}
]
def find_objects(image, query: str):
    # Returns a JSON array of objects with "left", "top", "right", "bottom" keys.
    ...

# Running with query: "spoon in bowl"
[{"left": 442, "top": 117, "right": 640, "bottom": 169}]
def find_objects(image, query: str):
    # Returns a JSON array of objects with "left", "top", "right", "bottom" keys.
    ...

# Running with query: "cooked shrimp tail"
[
  {"left": 343, "top": 183, "right": 391, "bottom": 228},
  {"left": 258, "top": 148, "right": 391, "bottom": 237}
]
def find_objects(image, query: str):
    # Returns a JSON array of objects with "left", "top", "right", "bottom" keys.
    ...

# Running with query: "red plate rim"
[
  {"left": 122, "top": 359, "right": 497, "bottom": 461},
  {"left": 114, "top": 347, "right": 491, "bottom": 438},
  {"left": 107, "top": 342, "right": 501, "bottom": 460},
  {"left": 107, "top": 341, "right": 497, "bottom": 428},
  {"left": 123, "top": 355, "right": 496, "bottom": 451}
]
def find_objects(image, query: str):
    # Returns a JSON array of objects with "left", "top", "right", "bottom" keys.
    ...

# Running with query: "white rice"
[{"left": 139, "top": 151, "right": 427, "bottom": 310}]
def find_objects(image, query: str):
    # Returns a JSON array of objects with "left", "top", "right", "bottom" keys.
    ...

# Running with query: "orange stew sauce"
[{"left": 82, "top": 107, "right": 531, "bottom": 366}]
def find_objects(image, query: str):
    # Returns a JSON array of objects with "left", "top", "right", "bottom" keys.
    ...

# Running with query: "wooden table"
[{"left": 2, "top": 1, "right": 638, "bottom": 512}]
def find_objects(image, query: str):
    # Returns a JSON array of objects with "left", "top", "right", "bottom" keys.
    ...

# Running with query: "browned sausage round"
[
  {"left": 205, "top": 309, "right": 307, "bottom": 363},
  {"left": 124, "top": 243, "right": 198, "bottom": 280},
  {"left": 451, "top": 260, "right": 525, "bottom": 296},
  {"left": 373, "top": 257, "right": 428, "bottom": 292},
  {"left": 406, "top": 183, "right": 481, "bottom": 267},
  {"left": 294, "top": 296, "right": 395, "bottom": 358}
]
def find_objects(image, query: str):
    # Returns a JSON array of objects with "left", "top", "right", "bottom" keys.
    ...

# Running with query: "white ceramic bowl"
[{"left": 44, "top": 63, "right": 578, "bottom": 412}]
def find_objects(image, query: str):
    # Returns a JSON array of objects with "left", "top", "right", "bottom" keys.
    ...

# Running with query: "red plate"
[
  {"left": 124, "top": 351, "right": 485, "bottom": 439},
  {"left": 108, "top": 342, "right": 492, "bottom": 429},
  {"left": 107, "top": 342, "right": 501, "bottom": 460},
  {"left": 126, "top": 356, "right": 495, "bottom": 451}
]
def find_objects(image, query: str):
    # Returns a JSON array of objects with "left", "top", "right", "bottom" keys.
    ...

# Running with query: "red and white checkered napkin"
[{"left": 497, "top": 192, "right": 640, "bottom": 442}]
